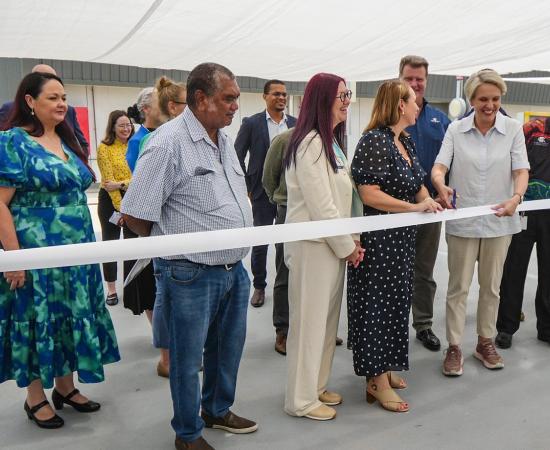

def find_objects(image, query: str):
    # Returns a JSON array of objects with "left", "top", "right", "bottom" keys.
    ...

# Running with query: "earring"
[{"left": 31, "top": 108, "right": 35, "bottom": 116}]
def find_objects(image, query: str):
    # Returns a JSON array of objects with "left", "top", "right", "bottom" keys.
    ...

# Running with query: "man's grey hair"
[{"left": 186, "top": 63, "right": 235, "bottom": 109}]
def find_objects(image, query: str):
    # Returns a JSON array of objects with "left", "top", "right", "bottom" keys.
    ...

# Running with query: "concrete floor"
[{"left": 1, "top": 212, "right": 549, "bottom": 450}]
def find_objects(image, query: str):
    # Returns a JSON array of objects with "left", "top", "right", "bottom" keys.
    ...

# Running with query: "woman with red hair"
[{"left": 283, "top": 73, "right": 364, "bottom": 421}]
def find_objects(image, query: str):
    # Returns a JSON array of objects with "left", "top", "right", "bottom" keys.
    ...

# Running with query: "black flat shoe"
[
  {"left": 416, "top": 329, "right": 441, "bottom": 351},
  {"left": 24, "top": 400, "right": 64, "bottom": 429},
  {"left": 52, "top": 388, "right": 101, "bottom": 413},
  {"left": 495, "top": 332, "right": 513, "bottom": 349},
  {"left": 106, "top": 293, "right": 118, "bottom": 306}
]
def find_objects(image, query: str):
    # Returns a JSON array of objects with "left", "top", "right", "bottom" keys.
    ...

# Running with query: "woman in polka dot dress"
[{"left": 348, "top": 80, "right": 442, "bottom": 412}]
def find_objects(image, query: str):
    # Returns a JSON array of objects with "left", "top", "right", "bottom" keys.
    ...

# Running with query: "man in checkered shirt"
[{"left": 122, "top": 63, "right": 257, "bottom": 450}]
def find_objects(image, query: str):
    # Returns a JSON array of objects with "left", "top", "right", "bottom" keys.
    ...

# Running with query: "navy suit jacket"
[
  {"left": 0, "top": 101, "right": 89, "bottom": 151},
  {"left": 235, "top": 110, "right": 296, "bottom": 203}
]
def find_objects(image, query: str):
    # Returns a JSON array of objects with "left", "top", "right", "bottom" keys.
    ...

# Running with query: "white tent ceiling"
[{"left": 2, "top": 0, "right": 550, "bottom": 81}]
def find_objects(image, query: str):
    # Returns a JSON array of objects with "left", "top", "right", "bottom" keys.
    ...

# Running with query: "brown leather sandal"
[{"left": 366, "top": 381, "right": 409, "bottom": 413}]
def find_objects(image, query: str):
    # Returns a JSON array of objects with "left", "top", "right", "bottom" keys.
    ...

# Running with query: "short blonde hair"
[
  {"left": 155, "top": 76, "right": 187, "bottom": 118},
  {"left": 464, "top": 69, "right": 507, "bottom": 101},
  {"left": 365, "top": 80, "right": 411, "bottom": 133}
]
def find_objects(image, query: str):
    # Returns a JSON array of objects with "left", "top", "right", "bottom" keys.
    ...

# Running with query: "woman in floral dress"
[{"left": 0, "top": 72, "right": 120, "bottom": 429}]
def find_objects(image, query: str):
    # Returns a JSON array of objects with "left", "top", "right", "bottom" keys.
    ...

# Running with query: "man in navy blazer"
[
  {"left": 236, "top": 80, "right": 296, "bottom": 310},
  {"left": 0, "top": 64, "right": 89, "bottom": 153}
]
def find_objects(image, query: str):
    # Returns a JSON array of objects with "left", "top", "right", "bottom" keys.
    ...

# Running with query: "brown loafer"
[
  {"left": 275, "top": 333, "right": 287, "bottom": 355},
  {"left": 201, "top": 410, "right": 258, "bottom": 434},
  {"left": 250, "top": 289, "right": 265, "bottom": 307},
  {"left": 157, "top": 362, "right": 169, "bottom": 378},
  {"left": 175, "top": 436, "right": 214, "bottom": 450}
]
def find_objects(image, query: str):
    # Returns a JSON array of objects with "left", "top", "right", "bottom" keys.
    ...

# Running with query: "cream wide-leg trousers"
[
  {"left": 445, "top": 234, "right": 512, "bottom": 345},
  {"left": 284, "top": 240, "right": 345, "bottom": 416}
]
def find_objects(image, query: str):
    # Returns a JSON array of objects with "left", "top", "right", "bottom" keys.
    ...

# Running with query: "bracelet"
[{"left": 512, "top": 192, "right": 523, "bottom": 204}]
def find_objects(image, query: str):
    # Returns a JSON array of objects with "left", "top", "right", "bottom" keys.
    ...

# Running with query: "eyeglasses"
[
  {"left": 269, "top": 92, "right": 287, "bottom": 98},
  {"left": 116, "top": 124, "right": 133, "bottom": 129},
  {"left": 172, "top": 100, "right": 187, "bottom": 105},
  {"left": 336, "top": 90, "right": 353, "bottom": 102}
]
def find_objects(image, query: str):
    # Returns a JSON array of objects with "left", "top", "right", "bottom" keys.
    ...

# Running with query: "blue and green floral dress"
[{"left": 0, "top": 127, "right": 120, "bottom": 388}]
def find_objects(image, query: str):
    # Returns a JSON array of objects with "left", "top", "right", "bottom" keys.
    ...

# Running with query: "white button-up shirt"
[
  {"left": 435, "top": 111, "right": 530, "bottom": 238},
  {"left": 266, "top": 110, "right": 288, "bottom": 143}
]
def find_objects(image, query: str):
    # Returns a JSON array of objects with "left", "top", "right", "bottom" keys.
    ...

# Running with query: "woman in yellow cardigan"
[{"left": 96, "top": 110, "right": 134, "bottom": 305}]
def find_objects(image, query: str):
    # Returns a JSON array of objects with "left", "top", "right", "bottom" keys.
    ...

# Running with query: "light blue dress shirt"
[{"left": 435, "top": 111, "right": 530, "bottom": 238}]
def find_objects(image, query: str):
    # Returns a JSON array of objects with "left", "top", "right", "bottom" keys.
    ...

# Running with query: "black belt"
[{"left": 180, "top": 259, "right": 237, "bottom": 271}]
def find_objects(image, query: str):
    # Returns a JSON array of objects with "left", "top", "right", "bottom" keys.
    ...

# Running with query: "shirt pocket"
[{"left": 186, "top": 166, "right": 222, "bottom": 212}]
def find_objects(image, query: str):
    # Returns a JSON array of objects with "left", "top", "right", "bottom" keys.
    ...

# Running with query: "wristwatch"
[{"left": 513, "top": 192, "right": 524, "bottom": 204}]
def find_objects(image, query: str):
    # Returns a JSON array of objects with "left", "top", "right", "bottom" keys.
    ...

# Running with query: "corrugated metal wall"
[{"left": 2, "top": 58, "right": 550, "bottom": 105}]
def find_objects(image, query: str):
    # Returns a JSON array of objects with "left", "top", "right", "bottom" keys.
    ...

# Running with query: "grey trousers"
[{"left": 412, "top": 221, "right": 442, "bottom": 331}]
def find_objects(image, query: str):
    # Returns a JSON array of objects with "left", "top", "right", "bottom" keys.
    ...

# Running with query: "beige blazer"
[{"left": 285, "top": 131, "right": 356, "bottom": 259}]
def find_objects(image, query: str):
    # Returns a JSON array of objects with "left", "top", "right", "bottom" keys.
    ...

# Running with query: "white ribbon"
[{"left": 1, "top": 199, "right": 549, "bottom": 272}]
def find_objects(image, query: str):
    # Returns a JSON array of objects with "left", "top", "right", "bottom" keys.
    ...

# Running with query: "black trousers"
[
  {"left": 273, "top": 205, "right": 289, "bottom": 335},
  {"left": 497, "top": 211, "right": 550, "bottom": 339},
  {"left": 97, "top": 188, "right": 131, "bottom": 282},
  {"left": 251, "top": 200, "right": 277, "bottom": 289}
]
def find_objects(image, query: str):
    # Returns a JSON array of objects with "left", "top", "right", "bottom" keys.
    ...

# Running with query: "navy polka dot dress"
[{"left": 347, "top": 126, "right": 425, "bottom": 379}]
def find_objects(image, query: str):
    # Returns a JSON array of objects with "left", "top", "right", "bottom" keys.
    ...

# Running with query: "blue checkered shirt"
[{"left": 121, "top": 107, "right": 253, "bottom": 264}]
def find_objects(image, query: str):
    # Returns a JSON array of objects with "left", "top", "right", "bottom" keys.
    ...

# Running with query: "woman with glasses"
[
  {"left": 283, "top": 73, "right": 364, "bottom": 421},
  {"left": 96, "top": 110, "right": 135, "bottom": 306},
  {"left": 348, "top": 80, "right": 441, "bottom": 413},
  {"left": 126, "top": 87, "right": 163, "bottom": 172}
]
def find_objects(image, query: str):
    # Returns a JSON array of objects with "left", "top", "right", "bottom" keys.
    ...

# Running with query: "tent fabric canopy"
[{"left": 2, "top": 0, "right": 550, "bottom": 81}]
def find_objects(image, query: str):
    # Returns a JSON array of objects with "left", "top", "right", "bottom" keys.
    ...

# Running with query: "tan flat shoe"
[
  {"left": 319, "top": 390, "right": 342, "bottom": 406},
  {"left": 387, "top": 371, "right": 407, "bottom": 389},
  {"left": 366, "top": 382, "right": 409, "bottom": 413},
  {"left": 304, "top": 404, "right": 336, "bottom": 421}
]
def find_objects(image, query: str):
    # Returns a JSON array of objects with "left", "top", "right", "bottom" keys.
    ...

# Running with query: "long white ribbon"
[{"left": 1, "top": 199, "right": 549, "bottom": 272}]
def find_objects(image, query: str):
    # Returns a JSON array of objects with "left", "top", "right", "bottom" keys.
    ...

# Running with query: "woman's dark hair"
[
  {"left": 102, "top": 110, "right": 134, "bottom": 145},
  {"left": 127, "top": 104, "right": 142, "bottom": 124},
  {"left": 283, "top": 73, "right": 346, "bottom": 172},
  {"left": 2, "top": 72, "right": 95, "bottom": 178}
]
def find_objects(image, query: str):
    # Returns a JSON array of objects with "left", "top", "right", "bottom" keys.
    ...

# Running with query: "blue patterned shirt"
[
  {"left": 121, "top": 107, "right": 253, "bottom": 264},
  {"left": 406, "top": 100, "right": 450, "bottom": 195}
]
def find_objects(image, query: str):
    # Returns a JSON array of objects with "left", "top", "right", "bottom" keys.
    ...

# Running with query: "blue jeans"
[{"left": 153, "top": 258, "right": 250, "bottom": 442}]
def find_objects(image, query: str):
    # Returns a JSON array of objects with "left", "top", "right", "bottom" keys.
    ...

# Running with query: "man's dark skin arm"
[{"left": 123, "top": 214, "right": 153, "bottom": 237}]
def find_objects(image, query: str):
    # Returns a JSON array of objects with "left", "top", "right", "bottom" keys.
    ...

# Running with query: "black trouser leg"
[
  {"left": 273, "top": 205, "right": 289, "bottom": 336},
  {"left": 496, "top": 220, "right": 535, "bottom": 335},
  {"left": 97, "top": 188, "right": 122, "bottom": 283},
  {"left": 250, "top": 201, "right": 277, "bottom": 290},
  {"left": 534, "top": 213, "right": 550, "bottom": 339}
]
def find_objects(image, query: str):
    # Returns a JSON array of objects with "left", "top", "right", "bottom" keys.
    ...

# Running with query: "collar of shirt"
[
  {"left": 458, "top": 110, "right": 507, "bottom": 135},
  {"left": 183, "top": 106, "right": 228, "bottom": 150},
  {"left": 265, "top": 109, "right": 287, "bottom": 125}
]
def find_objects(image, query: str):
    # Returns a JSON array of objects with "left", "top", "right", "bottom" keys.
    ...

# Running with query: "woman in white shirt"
[{"left": 432, "top": 69, "right": 529, "bottom": 377}]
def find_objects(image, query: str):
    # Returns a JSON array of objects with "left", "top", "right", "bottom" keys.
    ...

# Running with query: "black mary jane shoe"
[
  {"left": 24, "top": 400, "right": 64, "bottom": 429},
  {"left": 105, "top": 293, "right": 118, "bottom": 306},
  {"left": 52, "top": 388, "right": 101, "bottom": 413}
]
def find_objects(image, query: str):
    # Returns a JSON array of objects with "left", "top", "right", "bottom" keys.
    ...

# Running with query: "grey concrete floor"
[{"left": 1, "top": 224, "right": 549, "bottom": 450}]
